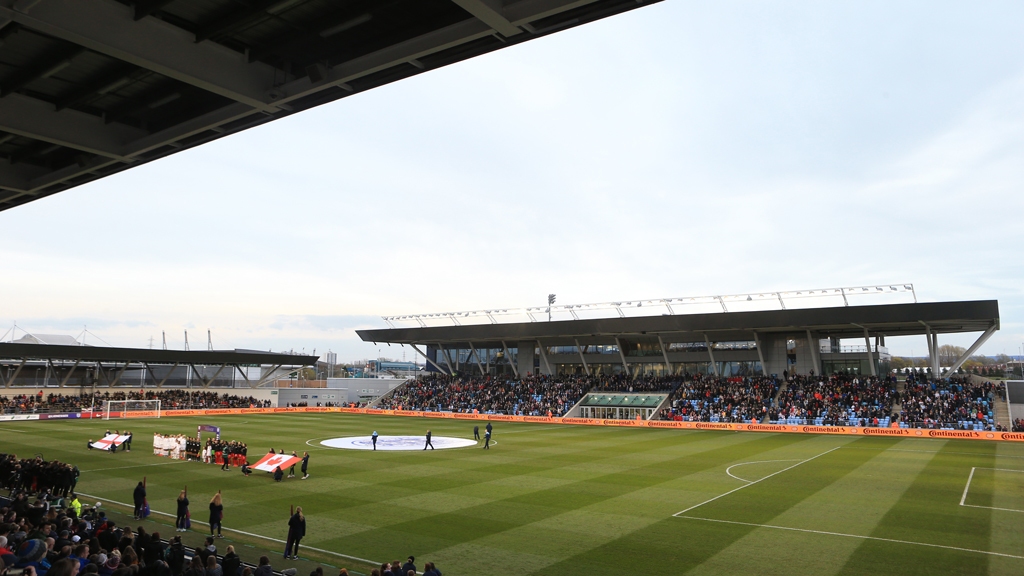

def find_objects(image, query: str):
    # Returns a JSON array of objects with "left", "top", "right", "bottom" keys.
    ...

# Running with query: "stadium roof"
[
  {"left": 0, "top": 341, "right": 317, "bottom": 365},
  {"left": 0, "top": 0, "right": 660, "bottom": 212},
  {"left": 357, "top": 300, "right": 1001, "bottom": 346}
]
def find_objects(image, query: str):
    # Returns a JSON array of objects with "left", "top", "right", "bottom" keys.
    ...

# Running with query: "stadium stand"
[
  {"left": 770, "top": 374, "right": 896, "bottom": 427},
  {"left": 378, "top": 374, "right": 589, "bottom": 416},
  {"left": 659, "top": 375, "right": 780, "bottom": 423},
  {"left": 0, "top": 392, "right": 271, "bottom": 414},
  {"left": 897, "top": 376, "right": 1002, "bottom": 431}
]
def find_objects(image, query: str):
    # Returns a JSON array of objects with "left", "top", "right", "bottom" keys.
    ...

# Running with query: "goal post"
[{"left": 103, "top": 399, "right": 162, "bottom": 419}]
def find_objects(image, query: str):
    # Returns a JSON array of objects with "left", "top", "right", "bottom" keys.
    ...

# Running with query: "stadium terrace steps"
[
  {"left": 366, "top": 378, "right": 413, "bottom": 408},
  {"left": 892, "top": 379, "right": 906, "bottom": 417},
  {"left": 993, "top": 393, "right": 1011, "bottom": 428},
  {"left": 772, "top": 381, "right": 788, "bottom": 408}
]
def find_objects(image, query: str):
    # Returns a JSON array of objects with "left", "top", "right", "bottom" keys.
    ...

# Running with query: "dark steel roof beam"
[
  {"left": 0, "top": 93, "right": 143, "bottom": 161},
  {"left": 0, "top": 0, "right": 287, "bottom": 113},
  {"left": 0, "top": 45, "right": 86, "bottom": 98},
  {"left": 54, "top": 64, "right": 146, "bottom": 111},
  {"left": 194, "top": 0, "right": 312, "bottom": 44},
  {"left": 247, "top": 0, "right": 385, "bottom": 63},
  {"left": 451, "top": 0, "right": 523, "bottom": 37},
  {"left": 133, "top": 0, "right": 178, "bottom": 22}
]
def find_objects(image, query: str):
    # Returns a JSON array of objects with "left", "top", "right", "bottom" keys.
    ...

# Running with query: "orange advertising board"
[{"left": 65, "top": 405, "right": 1024, "bottom": 442}]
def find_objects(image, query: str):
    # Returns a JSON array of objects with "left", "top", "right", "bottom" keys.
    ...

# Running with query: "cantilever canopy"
[
  {"left": 357, "top": 300, "right": 1001, "bottom": 347},
  {"left": 0, "top": 0, "right": 660, "bottom": 211},
  {"left": 0, "top": 342, "right": 317, "bottom": 365}
]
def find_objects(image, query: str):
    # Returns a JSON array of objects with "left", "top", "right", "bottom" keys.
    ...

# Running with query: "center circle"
[{"left": 320, "top": 435, "right": 478, "bottom": 450}]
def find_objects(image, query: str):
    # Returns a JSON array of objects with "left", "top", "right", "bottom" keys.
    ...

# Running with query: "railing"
[
  {"left": 819, "top": 344, "right": 889, "bottom": 354},
  {"left": 383, "top": 283, "right": 917, "bottom": 327}
]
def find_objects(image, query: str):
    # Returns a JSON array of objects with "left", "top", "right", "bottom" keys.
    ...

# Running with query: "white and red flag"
[
  {"left": 252, "top": 452, "right": 301, "bottom": 472},
  {"left": 91, "top": 434, "right": 129, "bottom": 450}
]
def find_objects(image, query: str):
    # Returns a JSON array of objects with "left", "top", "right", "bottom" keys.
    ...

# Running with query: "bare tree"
[{"left": 938, "top": 345, "right": 966, "bottom": 366}]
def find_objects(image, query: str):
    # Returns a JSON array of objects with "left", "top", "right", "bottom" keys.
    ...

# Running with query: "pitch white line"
[
  {"left": 83, "top": 460, "right": 187, "bottom": 473},
  {"left": 841, "top": 446, "right": 1024, "bottom": 459},
  {"left": 675, "top": 516, "right": 1024, "bottom": 560},
  {"left": 959, "top": 467, "right": 1024, "bottom": 513},
  {"left": 960, "top": 467, "right": 977, "bottom": 506},
  {"left": 725, "top": 460, "right": 802, "bottom": 483},
  {"left": 76, "top": 492, "right": 381, "bottom": 566},
  {"left": 0, "top": 426, "right": 26, "bottom": 432},
  {"left": 673, "top": 447, "right": 841, "bottom": 516}
]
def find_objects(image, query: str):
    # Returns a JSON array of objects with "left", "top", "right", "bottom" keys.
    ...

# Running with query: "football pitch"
[{"left": 5, "top": 413, "right": 1024, "bottom": 575}]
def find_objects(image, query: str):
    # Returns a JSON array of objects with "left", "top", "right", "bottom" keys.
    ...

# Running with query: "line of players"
[{"left": 153, "top": 433, "right": 248, "bottom": 465}]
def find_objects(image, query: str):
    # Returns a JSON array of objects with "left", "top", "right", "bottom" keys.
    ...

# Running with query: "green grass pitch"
[{"left": 4, "top": 413, "right": 1024, "bottom": 575}]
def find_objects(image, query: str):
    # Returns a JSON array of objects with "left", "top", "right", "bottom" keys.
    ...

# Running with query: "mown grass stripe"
[{"left": 835, "top": 440, "right": 1000, "bottom": 576}]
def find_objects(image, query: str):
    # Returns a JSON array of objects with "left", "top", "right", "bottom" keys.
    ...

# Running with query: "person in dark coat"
[
  {"left": 166, "top": 537, "right": 186, "bottom": 576},
  {"left": 423, "top": 430, "right": 434, "bottom": 450},
  {"left": 484, "top": 430, "right": 491, "bottom": 450},
  {"left": 485, "top": 422, "right": 492, "bottom": 435},
  {"left": 221, "top": 545, "right": 241, "bottom": 576},
  {"left": 283, "top": 507, "right": 305, "bottom": 560},
  {"left": 209, "top": 493, "right": 223, "bottom": 538},
  {"left": 273, "top": 467, "right": 283, "bottom": 482},
  {"left": 401, "top": 557, "right": 416, "bottom": 575},
  {"left": 176, "top": 490, "right": 189, "bottom": 532},
  {"left": 473, "top": 425, "right": 479, "bottom": 440},
  {"left": 371, "top": 431, "right": 378, "bottom": 451},
  {"left": 132, "top": 482, "right": 146, "bottom": 519},
  {"left": 300, "top": 452, "right": 309, "bottom": 480}
]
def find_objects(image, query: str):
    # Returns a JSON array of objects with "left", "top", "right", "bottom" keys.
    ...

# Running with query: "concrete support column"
[
  {"left": 863, "top": 328, "right": 877, "bottom": 377},
  {"left": 806, "top": 330, "right": 822, "bottom": 376},
  {"left": 704, "top": 335, "right": 719, "bottom": 376},
  {"left": 517, "top": 341, "right": 535, "bottom": 378},
  {"left": 536, "top": 341, "right": 554, "bottom": 376}
]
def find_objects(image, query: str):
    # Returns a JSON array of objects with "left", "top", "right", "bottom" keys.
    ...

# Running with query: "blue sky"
[{"left": 2, "top": 1, "right": 1023, "bottom": 362}]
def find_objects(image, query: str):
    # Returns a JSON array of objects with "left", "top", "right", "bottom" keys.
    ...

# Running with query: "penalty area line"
[
  {"left": 76, "top": 492, "right": 382, "bottom": 567},
  {"left": 82, "top": 460, "right": 187, "bottom": 473},
  {"left": 674, "top": 447, "right": 841, "bottom": 516},
  {"left": 674, "top": 516, "right": 1024, "bottom": 560}
]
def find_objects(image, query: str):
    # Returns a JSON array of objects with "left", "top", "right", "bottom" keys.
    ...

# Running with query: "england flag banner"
[
  {"left": 252, "top": 452, "right": 301, "bottom": 472},
  {"left": 91, "top": 434, "right": 129, "bottom": 450}
]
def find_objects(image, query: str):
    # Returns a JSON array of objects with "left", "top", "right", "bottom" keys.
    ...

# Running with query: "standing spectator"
[
  {"left": 132, "top": 483, "right": 145, "bottom": 520},
  {"left": 176, "top": 491, "right": 189, "bottom": 532},
  {"left": 209, "top": 493, "right": 223, "bottom": 538},
  {"left": 284, "top": 507, "right": 305, "bottom": 560}
]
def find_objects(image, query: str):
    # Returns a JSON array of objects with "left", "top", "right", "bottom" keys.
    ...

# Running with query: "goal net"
[{"left": 103, "top": 399, "right": 162, "bottom": 419}]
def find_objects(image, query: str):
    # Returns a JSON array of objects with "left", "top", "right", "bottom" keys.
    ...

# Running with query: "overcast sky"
[{"left": 2, "top": 1, "right": 1023, "bottom": 362}]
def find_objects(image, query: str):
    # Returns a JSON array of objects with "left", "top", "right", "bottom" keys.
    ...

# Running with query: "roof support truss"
[
  {"left": 408, "top": 344, "right": 448, "bottom": 375},
  {"left": 0, "top": 0, "right": 285, "bottom": 112},
  {"left": 942, "top": 324, "right": 998, "bottom": 378},
  {"left": 452, "top": 0, "right": 523, "bottom": 37}
]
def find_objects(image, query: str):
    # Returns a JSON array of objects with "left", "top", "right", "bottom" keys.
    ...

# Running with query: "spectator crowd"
[
  {"left": 0, "top": 484, "right": 435, "bottom": 576},
  {"left": 1, "top": 455, "right": 79, "bottom": 497},
  {"left": 660, "top": 375, "right": 779, "bottom": 423},
  {"left": 0, "top": 392, "right": 270, "bottom": 415},
  {"left": 378, "top": 374, "right": 590, "bottom": 416}
]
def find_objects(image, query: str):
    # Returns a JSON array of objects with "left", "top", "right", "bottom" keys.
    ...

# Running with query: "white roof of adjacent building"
[{"left": 10, "top": 333, "right": 85, "bottom": 346}]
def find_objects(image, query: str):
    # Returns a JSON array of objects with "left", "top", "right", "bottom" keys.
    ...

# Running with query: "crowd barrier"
[{"left": 6, "top": 406, "right": 1024, "bottom": 442}]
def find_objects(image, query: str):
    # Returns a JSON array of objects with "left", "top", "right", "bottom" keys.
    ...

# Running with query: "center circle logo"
[{"left": 320, "top": 435, "right": 477, "bottom": 450}]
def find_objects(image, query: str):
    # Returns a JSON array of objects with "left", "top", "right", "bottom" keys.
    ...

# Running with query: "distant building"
[{"left": 10, "top": 333, "right": 85, "bottom": 346}]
